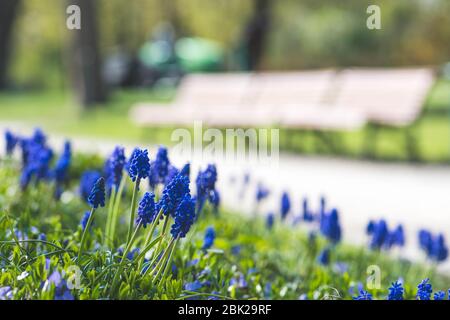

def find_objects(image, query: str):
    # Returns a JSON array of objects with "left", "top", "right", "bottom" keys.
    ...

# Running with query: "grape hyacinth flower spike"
[
  {"left": 280, "top": 191, "right": 290, "bottom": 220},
  {"left": 387, "top": 281, "right": 404, "bottom": 300},
  {"left": 434, "top": 291, "right": 445, "bottom": 300},
  {"left": 416, "top": 278, "right": 432, "bottom": 300},
  {"left": 53, "top": 141, "right": 72, "bottom": 199},
  {"left": 136, "top": 192, "right": 156, "bottom": 228},
  {"left": 266, "top": 213, "right": 275, "bottom": 230},
  {"left": 195, "top": 164, "right": 217, "bottom": 216},
  {"left": 353, "top": 290, "right": 372, "bottom": 300},
  {"left": 149, "top": 146, "right": 170, "bottom": 190},
  {"left": 105, "top": 146, "right": 126, "bottom": 193},
  {"left": 4, "top": 130, "right": 18, "bottom": 156},
  {"left": 202, "top": 226, "right": 216, "bottom": 251},
  {"left": 160, "top": 173, "right": 190, "bottom": 218},
  {"left": 256, "top": 183, "right": 270, "bottom": 203},
  {"left": 78, "top": 177, "right": 105, "bottom": 261},
  {"left": 317, "top": 247, "right": 330, "bottom": 266},
  {"left": 126, "top": 148, "right": 150, "bottom": 244}
]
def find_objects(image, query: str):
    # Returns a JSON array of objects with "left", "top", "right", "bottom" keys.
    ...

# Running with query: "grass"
[{"left": 0, "top": 79, "right": 449, "bottom": 163}]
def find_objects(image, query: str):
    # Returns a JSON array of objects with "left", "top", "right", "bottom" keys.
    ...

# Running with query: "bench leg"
[
  {"left": 313, "top": 130, "right": 340, "bottom": 154},
  {"left": 362, "top": 123, "right": 378, "bottom": 159},
  {"left": 405, "top": 124, "right": 420, "bottom": 162}
]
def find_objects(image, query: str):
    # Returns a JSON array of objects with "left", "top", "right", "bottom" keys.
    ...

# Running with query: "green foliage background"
[{"left": 8, "top": 0, "right": 450, "bottom": 89}]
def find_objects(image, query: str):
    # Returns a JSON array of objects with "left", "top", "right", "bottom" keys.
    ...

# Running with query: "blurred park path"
[{"left": 2, "top": 123, "right": 450, "bottom": 272}]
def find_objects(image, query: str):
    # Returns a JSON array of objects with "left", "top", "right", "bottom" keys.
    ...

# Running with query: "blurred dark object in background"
[
  {"left": 0, "top": 0, "right": 21, "bottom": 89},
  {"left": 107, "top": 22, "right": 226, "bottom": 89},
  {"left": 237, "top": 0, "right": 271, "bottom": 71},
  {"left": 68, "top": 0, "right": 107, "bottom": 107}
]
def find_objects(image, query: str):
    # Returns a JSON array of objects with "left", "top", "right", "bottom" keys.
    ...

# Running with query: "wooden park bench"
[
  {"left": 130, "top": 68, "right": 435, "bottom": 158},
  {"left": 130, "top": 70, "right": 365, "bottom": 129},
  {"left": 332, "top": 68, "right": 435, "bottom": 159}
]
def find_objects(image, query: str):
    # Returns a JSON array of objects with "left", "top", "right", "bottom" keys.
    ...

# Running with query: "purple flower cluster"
[
  {"left": 104, "top": 146, "right": 126, "bottom": 192},
  {"left": 127, "top": 148, "right": 150, "bottom": 182},
  {"left": 418, "top": 230, "right": 448, "bottom": 262},
  {"left": 136, "top": 192, "right": 156, "bottom": 228},
  {"left": 319, "top": 208, "right": 341, "bottom": 243},
  {"left": 366, "top": 219, "right": 404, "bottom": 250},
  {"left": 18, "top": 129, "right": 54, "bottom": 190},
  {"left": 195, "top": 164, "right": 218, "bottom": 213},
  {"left": 170, "top": 194, "right": 196, "bottom": 239},
  {"left": 149, "top": 146, "right": 170, "bottom": 189}
]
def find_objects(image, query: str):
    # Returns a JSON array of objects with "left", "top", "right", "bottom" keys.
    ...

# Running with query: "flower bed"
[{"left": 0, "top": 129, "right": 449, "bottom": 300}]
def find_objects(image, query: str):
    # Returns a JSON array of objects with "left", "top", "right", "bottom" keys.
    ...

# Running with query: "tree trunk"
[
  {"left": 241, "top": 0, "right": 271, "bottom": 71},
  {"left": 68, "top": 0, "right": 106, "bottom": 107},
  {"left": 0, "top": 0, "right": 21, "bottom": 89}
]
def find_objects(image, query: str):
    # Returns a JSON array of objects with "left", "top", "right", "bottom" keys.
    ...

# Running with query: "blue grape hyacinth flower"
[
  {"left": 196, "top": 165, "right": 218, "bottom": 198},
  {"left": 4, "top": 130, "right": 18, "bottom": 155},
  {"left": 432, "top": 234, "right": 448, "bottom": 262},
  {"left": 256, "top": 183, "right": 270, "bottom": 203},
  {"left": 317, "top": 247, "right": 330, "bottom": 266},
  {"left": 87, "top": 177, "right": 105, "bottom": 209},
  {"left": 53, "top": 141, "right": 71, "bottom": 184},
  {"left": 0, "top": 286, "right": 12, "bottom": 300},
  {"left": 266, "top": 213, "right": 275, "bottom": 230},
  {"left": 280, "top": 191, "right": 291, "bottom": 220},
  {"left": 79, "top": 170, "right": 102, "bottom": 202},
  {"left": 195, "top": 164, "right": 217, "bottom": 213},
  {"left": 160, "top": 173, "right": 190, "bottom": 217},
  {"left": 302, "top": 198, "right": 314, "bottom": 222},
  {"left": 150, "top": 146, "right": 170, "bottom": 187},
  {"left": 164, "top": 164, "right": 179, "bottom": 185},
  {"left": 127, "top": 148, "right": 150, "bottom": 182},
  {"left": 391, "top": 225, "right": 405, "bottom": 247},
  {"left": 369, "top": 219, "right": 388, "bottom": 250},
  {"left": 353, "top": 290, "right": 372, "bottom": 300},
  {"left": 105, "top": 146, "right": 126, "bottom": 191},
  {"left": 45, "top": 270, "right": 74, "bottom": 300},
  {"left": 387, "top": 281, "right": 404, "bottom": 300},
  {"left": 180, "top": 163, "right": 190, "bottom": 177},
  {"left": 418, "top": 230, "right": 448, "bottom": 262},
  {"left": 320, "top": 208, "right": 342, "bottom": 243},
  {"left": 31, "top": 128, "right": 46, "bottom": 146},
  {"left": 202, "top": 226, "right": 216, "bottom": 250},
  {"left": 434, "top": 291, "right": 445, "bottom": 300},
  {"left": 170, "top": 194, "right": 196, "bottom": 239},
  {"left": 416, "top": 278, "right": 433, "bottom": 300},
  {"left": 208, "top": 189, "right": 220, "bottom": 213},
  {"left": 136, "top": 192, "right": 156, "bottom": 228}
]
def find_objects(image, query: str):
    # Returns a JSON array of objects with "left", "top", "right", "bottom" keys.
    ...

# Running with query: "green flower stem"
[
  {"left": 177, "top": 291, "right": 234, "bottom": 300},
  {"left": 134, "top": 235, "right": 162, "bottom": 267},
  {"left": 157, "top": 237, "right": 179, "bottom": 288},
  {"left": 142, "top": 243, "right": 169, "bottom": 277},
  {"left": 110, "top": 222, "right": 142, "bottom": 296},
  {"left": 104, "top": 185, "right": 117, "bottom": 247},
  {"left": 77, "top": 207, "right": 96, "bottom": 262},
  {"left": 126, "top": 178, "right": 140, "bottom": 245},
  {"left": 149, "top": 237, "right": 175, "bottom": 284},
  {"left": 151, "top": 213, "right": 170, "bottom": 261},
  {"left": 109, "top": 176, "right": 126, "bottom": 246},
  {"left": 137, "top": 208, "right": 164, "bottom": 270}
]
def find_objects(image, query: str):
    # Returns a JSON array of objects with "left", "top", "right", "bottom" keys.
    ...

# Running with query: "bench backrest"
[
  {"left": 333, "top": 68, "right": 435, "bottom": 125},
  {"left": 175, "top": 73, "right": 252, "bottom": 108}
]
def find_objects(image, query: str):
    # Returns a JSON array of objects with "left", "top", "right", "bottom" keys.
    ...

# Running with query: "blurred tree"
[
  {"left": 239, "top": 0, "right": 272, "bottom": 71},
  {"left": 0, "top": 0, "right": 21, "bottom": 89},
  {"left": 67, "top": 0, "right": 106, "bottom": 107}
]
